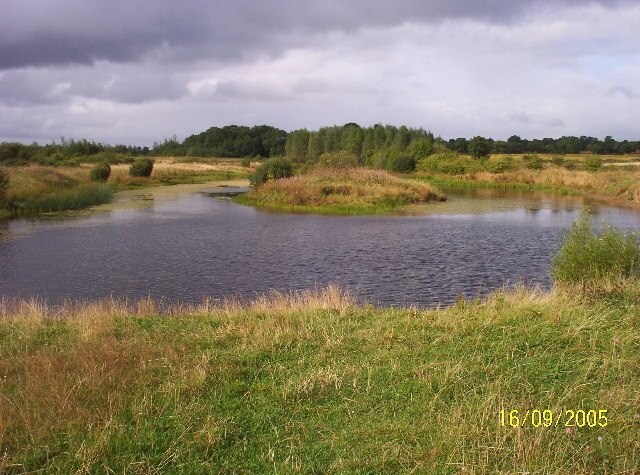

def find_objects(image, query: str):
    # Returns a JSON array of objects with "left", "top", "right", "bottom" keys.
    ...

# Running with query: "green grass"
[
  {"left": 233, "top": 193, "right": 401, "bottom": 215},
  {"left": 411, "top": 174, "right": 573, "bottom": 195},
  {"left": 552, "top": 209, "right": 640, "bottom": 294},
  {"left": 8, "top": 183, "right": 113, "bottom": 216},
  {"left": 0, "top": 285, "right": 638, "bottom": 473},
  {"left": 1, "top": 163, "right": 251, "bottom": 217},
  {"left": 153, "top": 169, "right": 248, "bottom": 185}
]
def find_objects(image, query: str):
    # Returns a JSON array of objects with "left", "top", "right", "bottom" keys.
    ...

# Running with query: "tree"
[
  {"left": 468, "top": 136, "right": 491, "bottom": 160},
  {"left": 285, "top": 129, "right": 310, "bottom": 162},
  {"left": 449, "top": 138, "right": 468, "bottom": 153},
  {"left": 341, "top": 125, "right": 364, "bottom": 158},
  {"left": 306, "top": 132, "right": 322, "bottom": 162},
  {"left": 392, "top": 126, "right": 411, "bottom": 151}
]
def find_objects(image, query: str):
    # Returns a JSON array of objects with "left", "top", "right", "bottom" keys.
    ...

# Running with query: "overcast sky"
[{"left": 1, "top": 0, "right": 638, "bottom": 145}]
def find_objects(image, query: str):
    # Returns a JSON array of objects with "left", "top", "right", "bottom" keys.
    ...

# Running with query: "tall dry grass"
[
  {"left": 239, "top": 167, "right": 445, "bottom": 213},
  {"left": 463, "top": 166, "right": 640, "bottom": 204}
]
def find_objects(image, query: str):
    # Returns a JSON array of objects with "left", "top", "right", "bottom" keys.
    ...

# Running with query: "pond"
[{"left": 1, "top": 184, "right": 639, "bottom": 307}]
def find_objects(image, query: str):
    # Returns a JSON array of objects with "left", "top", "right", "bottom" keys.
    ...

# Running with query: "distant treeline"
[
  {"left": 152, "top": 125, "right": 287, "bottom": 158},
  {"left": 151, "top": 123, "right": 640, "bottom": 160},
  {"left": 450, "top": 134, "right": 639, "bottom": 155},
  {"left": 1, "top": 124, "right": 638, "bottom": 167},
  {"left": 0, "top": 138, "right": 149, "bottom": 166}
]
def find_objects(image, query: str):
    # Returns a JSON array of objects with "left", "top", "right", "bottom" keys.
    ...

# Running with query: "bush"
[
  {"left": 89, "top": 162, "right": 111, "bottom": 182},
  {"left": 584, "top": 155, "right": 602, "bottom": 171},
  {"left": 407, "top": 138, "right": 434, "bottom": 160},
  {"left": 386, "top": 153, "right": 416, "bottom": 173},
  {"left": 485, "top": 157, "right": 514, "bottom": 174},
  {"left": 251, "top": 157, "right": 294, "bottom": 185},
  {"left": 368, "top": 148, "right": 415, "bottom": 173},
  {"left": 550, "top": 156, "right": 565, "bottom": 167},
  {"left": 417, "top": 152, "right": 481, "bottom": 175},
  {"left": 241, "top": 158, "right": 251, "bottom": 167},
  {"left": 129, "top": 157, "right": 154, "bottom": 177},
  {"left": 563, "top": 160, "right": 578, "bottom": 170},
  {"left": 552, "top": 209, "right": 640, "bottom": 288},
  {"left": 0, "top": 169, "right": 9, "bottom": 204},
  {"left": 523, "top": 154, "right": 544, "bottom": 170},
  {"left": 316, "top": 151, "right": 360, "bottom": 168}
]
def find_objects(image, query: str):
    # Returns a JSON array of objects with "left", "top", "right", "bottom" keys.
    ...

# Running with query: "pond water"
[{"left": 1, "top": 184, "right": 639, "bottom": 307}]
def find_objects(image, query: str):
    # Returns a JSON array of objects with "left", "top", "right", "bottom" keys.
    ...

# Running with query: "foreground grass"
[
  {"left": 235, "top": 167, "right": 446, "bottom": 215},
  {"left": 0, "top": 285, "right": 638, "bottom": 473}
]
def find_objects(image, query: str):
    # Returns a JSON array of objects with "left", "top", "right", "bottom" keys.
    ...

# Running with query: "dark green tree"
[
  {"left": 285, "top": 129, "right": 310, "bottom": 162},
  {"left": 468, "top": 136, "right": 492, "bottom": 160}
]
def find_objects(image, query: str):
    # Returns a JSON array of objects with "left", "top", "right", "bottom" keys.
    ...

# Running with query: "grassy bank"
[
  {"left": 1, "top": 160, "right": 252, "bottom": 218},
  {"left": 411, "top": 165, "right": 640, "bottom": 209},
  {"left": 0, "top": 284, "right": 638, "bottom": 473},
  {"left": 235, "top": 167, "right": 446, "bottom": 215},
  {"left": 5, "top": 166, "right": 113, "bottom": 216}
]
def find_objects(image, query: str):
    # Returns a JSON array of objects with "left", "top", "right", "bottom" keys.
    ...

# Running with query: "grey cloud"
[
  {"left": 546, "top": 118, "right": 567, "bottom": 128},
  {"left": 0, "top": 66, "right": 187, "bottom": 105},
  {"left": 1, "top": 0, "right": 631, "bottom": 70},
  {"left": 608, "top": 86, "right": 635, "bottom": 98},
  {"left": 508, "top": 112, "right": 532, "bottom": 124},
  {"left": 214, "top": 79, "right": 292, "bottom": 102}
]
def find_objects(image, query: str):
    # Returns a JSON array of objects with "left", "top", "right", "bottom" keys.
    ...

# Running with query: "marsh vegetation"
[{"left": 236, "top": 167, "right": 445, "bottom": 214}]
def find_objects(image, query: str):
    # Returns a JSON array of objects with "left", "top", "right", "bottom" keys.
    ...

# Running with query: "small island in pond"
[{"left": 233, "top": 167, "right": 446, "bottom": 215}]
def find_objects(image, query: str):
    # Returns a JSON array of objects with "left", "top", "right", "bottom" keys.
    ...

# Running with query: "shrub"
[
  {"left": 407, "top": 138, "right": 434, "bottom": 160},
  {"left": 316, "top": 151, "right": 360, "bottom": 168},
  {"left": 386, "top": 153, "right": 416, "bottom": 173},
  {"left": 417, "top": 152, "right": 481, "bottom": 175},
  {"left": 129, "top": 157, "right": 154, "bottom": 177},
  {"left": 552, "top": 209, "right": 640, "bottom": 289},
  {"left": 0, "top": 168, "right": 9, "bottom": 204},
  {"left": 241, "top": 158, "right": 251, "bottom": 167},
  {"left": 551, "top": 156, "right": 565, "bottom": 167},
  {"left": 251, "top": 157, "right": 294, "bottom": 185},
  {"left": 89, "top": 162, "right": 111, "bottom": 182},
  {"left": 367, "top": 148, "right": 415, "bottom": 173},
  {"left": 523, "top": 154, "right": 544, "bottom": 170},
  {"left": 484, "top": 156, "right": 515, "bottom": 174},
  {"left": 584, "top": 155, "right": 602, "bottom": 172},
  {"left": 563, "top": 160, "right": 578, "bottom": 170}
]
